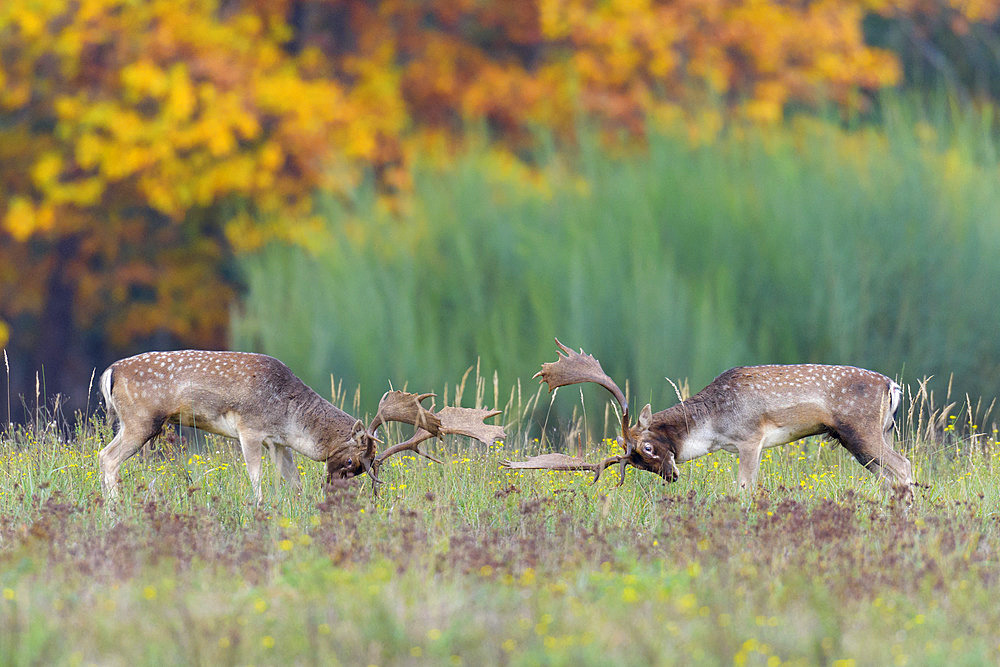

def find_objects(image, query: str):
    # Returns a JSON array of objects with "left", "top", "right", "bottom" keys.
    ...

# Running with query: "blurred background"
[{"left": 3, "top": 0, "right": 1000, "bottom": 422}]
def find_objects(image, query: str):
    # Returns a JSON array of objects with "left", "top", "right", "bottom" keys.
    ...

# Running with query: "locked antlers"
[
  {"left": 374, "top": 406, "right": 506, "bottom": 471},
  {"left": 349, "top": 390, "right": 443, "bottom": 482},
  {"left": 360, "top": 391, "right": 506, "bottom": 486},
  {"left": 505, "top": 339, "right": 637, "bottom": 486}
]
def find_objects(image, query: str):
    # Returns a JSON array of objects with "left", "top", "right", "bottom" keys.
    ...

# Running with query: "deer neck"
[
  {"left": 279, "top": 383, "right": 359, "bottom": 462},
  {"left": 650, "top": 400, "right": 718, "bottom": 464}
]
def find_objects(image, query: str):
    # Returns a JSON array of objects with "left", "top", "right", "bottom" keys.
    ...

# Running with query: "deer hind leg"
[
  {"left": 267, "top": 443, "right": 303, "bottom": 493},
  {"left": 833, "top": 421, "right": 913, "bottom": 490},
  {"left": 99, "top": 416, "right": 166, "bottom": 498},
  {"left": 237, "top": 431, "right": 265, "bottom": 504}
]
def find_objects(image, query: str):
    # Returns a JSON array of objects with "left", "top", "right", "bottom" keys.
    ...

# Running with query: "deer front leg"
[
  {"left": 238, "top": 431, "right": 265, "bottom": 504},
  {"left": 736, "top": 434, "right": 768, "bottom": 492},
  {"left": 267, "top": 443, "right": 303, "bottom": 493}
]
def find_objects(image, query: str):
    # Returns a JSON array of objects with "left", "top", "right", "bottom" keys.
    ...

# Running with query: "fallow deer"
[
  {"left": 99, "top": 350, "right": 505, "bottom": 501},
  {"left": 504, "top": 339, "right": 914, "bottom": 494}
]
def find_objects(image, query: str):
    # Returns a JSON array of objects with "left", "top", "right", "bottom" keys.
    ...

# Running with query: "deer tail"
[{"left": 100, "top": 366, "right": 117, "bottom": 427}]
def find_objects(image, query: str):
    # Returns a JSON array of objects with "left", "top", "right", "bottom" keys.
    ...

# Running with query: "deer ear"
[
  {"left": 638, "top": 404, "right": 652, "bottom": 429},
  {"left": 350, "top": 419, "right": 366, "bottom": 439}
]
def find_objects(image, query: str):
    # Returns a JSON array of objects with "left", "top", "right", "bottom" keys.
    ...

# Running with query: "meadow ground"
[{"left": 2, "top": 393, "right": 1000, "bottom": 666}]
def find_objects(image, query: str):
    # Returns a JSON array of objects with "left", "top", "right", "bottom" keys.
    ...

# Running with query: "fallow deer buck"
[
  {"left": 99, "top": 350, "right": 505, "bottom": 501},
  {"left": 504, "top": 339, "right": 914, "bottom": 495}
]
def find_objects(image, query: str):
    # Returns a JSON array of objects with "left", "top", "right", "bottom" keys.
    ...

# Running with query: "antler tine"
[
  {"left": 615, "top": 457, "right": 630, "bottom": 486},
  {"left": 363, "top": 428, "right": 439, "bottom": 496},
  {"left": 590, "top": 455, "right": 630, "bottom": 486},
  {"left": 361, "top": 431, "right": 384, "bottom": 462},
  {"left": 618, "top": 434, "right": 635, "bottom": 458},
  {"left": 361, "top": 455, "right": 383, "bottom": 487},
  {"left": 535, "top": 338, "right": 630, "bottom": 433}
]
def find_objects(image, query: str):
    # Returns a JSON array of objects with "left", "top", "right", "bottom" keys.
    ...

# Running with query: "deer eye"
[
  {"left": 346, "top": 457, "right": 353, "bottom": 468},
  {"left": 643, "top": 443, "right": 654, "bottom": 455}
]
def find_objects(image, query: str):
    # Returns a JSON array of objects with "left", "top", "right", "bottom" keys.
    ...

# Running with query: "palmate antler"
[
  {"left": 534, "top": 339, "right": 629, "bottom": 436},
  {"left": 374, "top": 406, "right": 505, "bottom": 468},
  {"left": 361, "top": 393, "right": 506, "bottom": 487},
  {"left": 508, "top": 339, "right": 637, "bottom": 486}
]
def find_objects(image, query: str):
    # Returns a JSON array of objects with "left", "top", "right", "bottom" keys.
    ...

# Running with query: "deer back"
[
  {"left": 707, "top": 364, "right": 899, "bottom": 429},
  {"left": 104, "top": 350, "right": 362, "bottom": 462}
]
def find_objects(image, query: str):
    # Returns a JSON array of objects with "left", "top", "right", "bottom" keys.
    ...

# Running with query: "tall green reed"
[{"left": 231, "top": 96, "right": 1000, "bottom": 422}]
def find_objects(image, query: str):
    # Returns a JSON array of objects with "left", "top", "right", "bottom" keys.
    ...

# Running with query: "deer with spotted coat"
[
  {"left": 99, "top": 350, "right": 505, "bottom": 501},
  {"left": 504, "top": 340, "right": 914, "bottom": 495}
]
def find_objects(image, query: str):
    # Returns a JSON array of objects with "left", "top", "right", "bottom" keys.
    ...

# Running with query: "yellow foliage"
[
  {"left": 3, "top": 198, "right": 39, "bottom": 242},
  {"left": 121, "top": 61, "right": 170, "bottom": 101}
]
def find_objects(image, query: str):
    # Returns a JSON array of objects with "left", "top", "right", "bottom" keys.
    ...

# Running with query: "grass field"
[{"left": 2, "top": 376, "right": 999, "bottom": 666}]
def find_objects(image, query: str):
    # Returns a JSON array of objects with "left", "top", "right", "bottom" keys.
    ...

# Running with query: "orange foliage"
[{"left": 537, "top": 0, "right": 901, "bottom": 130}]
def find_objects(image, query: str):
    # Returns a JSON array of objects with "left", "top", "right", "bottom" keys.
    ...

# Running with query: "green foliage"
[{"left": 233, "top": 95, "right": 1000, "bottom": 412}]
